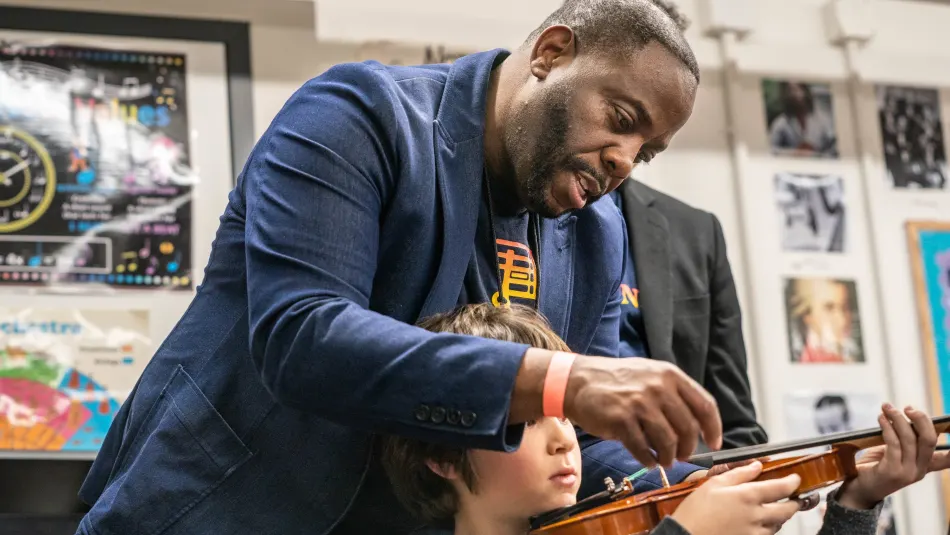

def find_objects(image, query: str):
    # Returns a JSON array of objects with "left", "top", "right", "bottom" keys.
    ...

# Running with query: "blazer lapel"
[
  {"left": 538, "top": 216, "right": 574, "bottom": 343},
  {"left": 418, "top": 50, "right": 509, "bottom": 319},
  {"left": 619, "top": 180, "right": 675, "bottom": 363}
]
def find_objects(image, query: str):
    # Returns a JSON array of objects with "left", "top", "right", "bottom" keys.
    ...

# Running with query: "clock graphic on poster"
[{"left": 0, "top": 126, "right": 57, "bottom": 233}]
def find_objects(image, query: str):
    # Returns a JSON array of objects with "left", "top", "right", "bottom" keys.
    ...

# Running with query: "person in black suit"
[
  {"left": 613, "top": 178, "right": 766, "bottom": 448},
  {"left": 577, "top": 178, "right": 768, "bottom": 499}
]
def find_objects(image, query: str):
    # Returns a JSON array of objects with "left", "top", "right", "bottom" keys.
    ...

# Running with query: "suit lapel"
[
  {"left": 619, "top": 180, "right": 675, "bottom": 363},
  {"left": 538, "top": 217, "right": 574, "bottom": 343},
  {"left": 418, "top": 50, "right": 508, "bottom": 319}
]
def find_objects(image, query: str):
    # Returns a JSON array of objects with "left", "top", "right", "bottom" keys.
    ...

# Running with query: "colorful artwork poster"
[
  {"left": 0, "top": 307, "right": 149, "bottom": 452},
  {"left": 0, "top": 42, "right": 194, "bottom": 291},
  {"left": 907, "top": 223, "right": 950, "bottom": 417},
  {"left": 784, "top": 391, "right": 898, "bottom": 535}
]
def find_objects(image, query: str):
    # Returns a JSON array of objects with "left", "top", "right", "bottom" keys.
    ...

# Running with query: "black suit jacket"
[{"left": 617, "top": 179, "right": 768, "bottom": 449}]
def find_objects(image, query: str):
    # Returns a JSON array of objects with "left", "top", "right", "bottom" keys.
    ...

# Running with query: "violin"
[{"left": 528, "top": 415, "right": 950, "bottom": 535}]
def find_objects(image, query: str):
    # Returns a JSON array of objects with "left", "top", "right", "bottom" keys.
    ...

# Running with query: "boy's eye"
[{"left": 525, "top": 419, "right": 538, "bottom": 427}]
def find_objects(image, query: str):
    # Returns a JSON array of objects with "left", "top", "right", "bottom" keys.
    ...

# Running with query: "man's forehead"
[{"left": 593, "top": 50, "right": 696, "bottom": 131}]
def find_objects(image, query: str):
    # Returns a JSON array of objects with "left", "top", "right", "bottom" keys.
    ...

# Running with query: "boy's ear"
[{"left": 425, "top": 459, "right": 459, "bottom": 480}]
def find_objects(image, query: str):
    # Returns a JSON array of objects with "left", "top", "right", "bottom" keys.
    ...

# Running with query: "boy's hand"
[
  {"left": 672, "top": 461, "right": 802, "bottom": 535},
  {"left": 683, "top": 458, "right": 768, "bottom": 483},
  {"left": 837, "top": 404, "right": 950, "bottom": 510}
]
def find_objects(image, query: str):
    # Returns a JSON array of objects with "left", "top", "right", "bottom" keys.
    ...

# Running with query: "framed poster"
[
  {"left": 784, "top": 391, "right": 899, "bottom": 535},
  {"left": 0, "top": 43, "right": 195, "bottom": 290},
  {"left": 906, "top": 221, "right": 950, "bottom": 416},
  {"left": 877, "top": 86, "right": 947, "bottom": 190},
  {"left": 784, "top": 277, "right": 865, "bottom": 364},
  {"left": 0, "top": 307, "right": 150, "bottom": 453},
  {"left": 0, "top": 6, "right": 252, "bottom": 294},
  {"left": 905, "top": 220, "right": 950, "bottom": 516},
  {"left": 762, "top": 79, "right": 839, "bottom": 159},
  {"left": 774, "top": 172, "right": 846, "bottom": 253}
]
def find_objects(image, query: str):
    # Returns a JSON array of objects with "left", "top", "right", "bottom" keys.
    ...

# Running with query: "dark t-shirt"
[{"left": 458, "top": 177, "right": 539, "bottom": 309}]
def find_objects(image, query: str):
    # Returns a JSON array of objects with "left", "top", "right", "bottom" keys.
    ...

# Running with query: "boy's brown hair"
[{"left": 380, "top": 304, "right": 571, "bottom": 523}]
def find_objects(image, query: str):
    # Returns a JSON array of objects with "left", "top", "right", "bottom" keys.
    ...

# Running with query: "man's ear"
[
  {"left": 529, "top": 25, "right": 577, "bottom": 81},
  {"left": 425, "top": 459, "right": 460, "bottom": 481}
]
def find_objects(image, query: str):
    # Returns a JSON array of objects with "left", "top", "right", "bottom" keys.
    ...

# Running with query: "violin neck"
[{"left": 690, "top": 414, "right": 950, "bottom": 467}]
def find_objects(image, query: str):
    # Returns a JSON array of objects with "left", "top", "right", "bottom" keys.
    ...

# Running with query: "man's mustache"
[{"left": 564, "top": 157, "right": 608, "bottom": 199}]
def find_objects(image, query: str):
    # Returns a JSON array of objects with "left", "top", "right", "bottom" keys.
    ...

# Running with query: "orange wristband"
[{"left": 542, "top": 351, "right": 576, "bottom": 419}]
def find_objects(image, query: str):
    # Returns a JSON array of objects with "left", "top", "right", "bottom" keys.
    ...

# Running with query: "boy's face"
[{"left": 465, "top": 417, "right": 581, "bottom": 518}]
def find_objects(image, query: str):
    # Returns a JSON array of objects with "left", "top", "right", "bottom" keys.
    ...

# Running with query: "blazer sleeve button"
[
  {"left": 447, "top": 409, "right": 461, "bottom": 425},
  {"left": 430, "top": 406, "right": 446, "bottom": 424},
  {"left": 460, "top": 411, "right": 477, "bottom": 428},
  {"left": 414, "top": 404, "right": 431, "bottom": 421}
]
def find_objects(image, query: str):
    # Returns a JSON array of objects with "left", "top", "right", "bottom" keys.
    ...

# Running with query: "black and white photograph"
[
  {"left": 774, "top": 172, "right": 845, "bottom": 253},
  {"left": 785, "top": 391, "right": 899, "bottom": 535},
  {"left": 876, "top": 85, "right": 947, "bottom": 189},
  {"left": 763, "top": 79, "right": 838, "bottom": 159}
]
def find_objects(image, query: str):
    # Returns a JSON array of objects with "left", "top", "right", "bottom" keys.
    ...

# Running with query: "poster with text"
[
  {"left": 774, "top": 172, "right": 845, "bottom": 253},
  {"left": 785, "top": 277, "right": 865, "bottom": 364},
  {"left": 877, "top": 85, "right": 947, "bottom": 189},
  {"left": 0, "top": 42, "right": 194, "bottom": 291},
  {"left": 785, "top": 391, "right": 898, "bottom": 535},
  {"left": 0, "top": 307, "right": 150, "bottom": 452}
]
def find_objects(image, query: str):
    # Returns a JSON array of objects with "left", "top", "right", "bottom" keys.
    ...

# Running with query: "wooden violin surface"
[{"left": 528, "top": 414, "right": 950, "bottom": 535}]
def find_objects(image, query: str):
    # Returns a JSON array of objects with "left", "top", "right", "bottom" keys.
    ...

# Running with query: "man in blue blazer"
[{"left": 77, "top": 1, "right": 720, "bottom": 533}]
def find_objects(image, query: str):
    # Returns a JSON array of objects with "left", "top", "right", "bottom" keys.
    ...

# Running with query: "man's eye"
[
  {"left": 615, "top": 108, "right": 631, "bottom": 130},
  {"left": 525, "top": 419, "right": 538, "bottom": 427}
]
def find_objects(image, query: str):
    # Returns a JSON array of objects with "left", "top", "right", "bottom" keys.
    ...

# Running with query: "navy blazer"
[{"left": 76, "top": 50, "right": 628, "bottom": 535}]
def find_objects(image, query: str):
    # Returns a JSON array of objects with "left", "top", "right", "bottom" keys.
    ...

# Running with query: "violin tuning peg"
[{"left": 604, "top": 477, "right": 616, "bottom": 493}]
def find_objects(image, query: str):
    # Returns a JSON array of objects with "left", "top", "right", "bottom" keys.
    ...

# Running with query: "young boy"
[{"left": 381, "top": 304, "right": 950, "bottom": 535}]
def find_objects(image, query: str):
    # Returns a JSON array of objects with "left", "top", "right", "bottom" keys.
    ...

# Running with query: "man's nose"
[{"left": 602, "top": 143, "right": 640, "bottom": 180}]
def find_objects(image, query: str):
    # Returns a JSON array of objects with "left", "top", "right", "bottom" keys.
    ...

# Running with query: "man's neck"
[{"left": 453, "top": 507, "right": 528, "bottom": 535}]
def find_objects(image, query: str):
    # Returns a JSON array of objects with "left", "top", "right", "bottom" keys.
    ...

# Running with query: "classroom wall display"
[
  {"left": 905, "top": 221, "right": 950, "bottom": 418},
  {"left": 876, "top": 86, "right": 947, "bottom": 190},
  {"left": 774, "top": 172, "right": 845, "bottom": 253},
  {"left": 0, "top": 307, "right": 150, "bottom": 452},
  {"left": 784, "top": 391, "right": 898, "bottom": 535},
  {"left": 762, "top": 79, "right": 838, "bottom": 159},
  {"left": 0, "top": 41, "right": 195, "bottom": 291},
  {"left": 784, "top": 277, "right": 865, "bottom": 364}
]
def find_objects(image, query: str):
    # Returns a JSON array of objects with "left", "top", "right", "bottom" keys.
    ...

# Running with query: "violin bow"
[{"left": 688, "top": 414, "right": 950, "bottom": 468}]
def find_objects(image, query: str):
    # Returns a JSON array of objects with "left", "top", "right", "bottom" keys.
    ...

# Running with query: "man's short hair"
[
  {"left": 523, "top": 0, "right": 699, "bottom": 82},
  {"left": 380, "top": 304, "right": 572, "bottom": 523}
]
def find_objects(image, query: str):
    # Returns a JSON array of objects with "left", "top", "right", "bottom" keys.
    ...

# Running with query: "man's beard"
[
  {"left": 509, "top": 90, "right": 606, "bottom": 218},
  {"left": 520, "top": 94, "right": 571, "bottom": 218}
]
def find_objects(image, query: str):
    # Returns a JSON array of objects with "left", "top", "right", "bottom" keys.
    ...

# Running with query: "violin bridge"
[{"left": 659, "top": 466, "right": 670, "bottom": 488}]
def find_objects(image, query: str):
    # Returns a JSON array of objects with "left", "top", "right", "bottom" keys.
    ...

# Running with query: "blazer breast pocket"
[{"left": 673, "top": 294, "right": 710, "bottom": 319}]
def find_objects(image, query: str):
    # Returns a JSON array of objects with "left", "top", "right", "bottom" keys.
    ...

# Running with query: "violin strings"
[{"left": 624, "top": 467, "right": 650, "bottom": 483}]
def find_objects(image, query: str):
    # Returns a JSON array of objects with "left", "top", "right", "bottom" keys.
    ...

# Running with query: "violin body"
[
  {"left": 529, "top": 415, "right": 950, "bottom": 535},
  {"left": 531, "top": 447, "right": 859, "bottom": 535}
]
